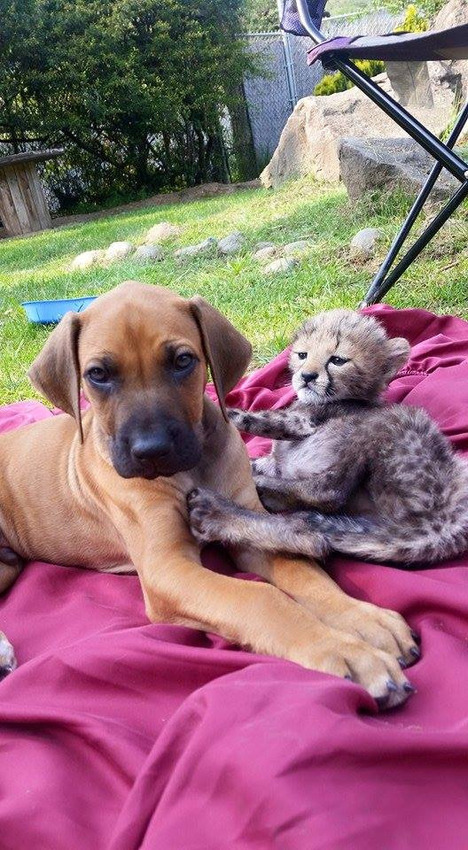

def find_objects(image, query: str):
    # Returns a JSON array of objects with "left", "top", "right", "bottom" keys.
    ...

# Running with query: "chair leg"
[
  {"left": 362, "top": 181, "right": 468, "bottom": 305},
  {"left": 363, "top": 100, "right": 468, "bottom": 305}
]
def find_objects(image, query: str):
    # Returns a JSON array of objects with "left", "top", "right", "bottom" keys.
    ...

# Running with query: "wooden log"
[{"left": 0, "top": 149, "right": 63, "bottom": 167}]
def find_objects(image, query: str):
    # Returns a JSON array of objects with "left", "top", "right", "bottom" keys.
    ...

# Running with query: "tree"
[
  {"left": 0, "top": 0, "right": 254, "bottom": 209},
  {"left": 241, "top": 0, "right": 279, "bottom": 32}
]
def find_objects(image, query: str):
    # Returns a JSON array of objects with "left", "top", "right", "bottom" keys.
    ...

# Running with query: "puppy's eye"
[
  {"left": 329, "top": 356, "right": 349, "bottom": 366},
  {"left": 87, "top": 366, "right": 110, "bottom": 384},
  {"left": 295, "top": 352, "right": 307, "bottom": 361},
  {"left": 174, "top": 352, "right": 194, "bottom": 371}
]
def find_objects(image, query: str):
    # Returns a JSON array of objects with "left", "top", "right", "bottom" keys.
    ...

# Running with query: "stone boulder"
[
  {"left": 283, "top": 240, "right": 311, "bottom": 256},
  {"left": 174, "top": 237, "right": 218, "bottom": 260},
  {"left": 105, "top": 241, "right": 134, "bottom": 262},
  {"left": 254, "top": 245, "right": 277, "bottom": 261},
  {"left": 263, "top": 257, "right": 297, "bottom": 275},
  {"left": 146, "top": 222, "right": 182, "bottom": 242},
  {"left": 430, "top": 0, "right": 468, "bottom": 103},
  {"left": 217, "top": 231, "right": 245, "bottom": 255},
  {"left": 70, "top": 249, "right": 105, "bottom": 270},
  {"left": 133, "top": 245, "right": 164, "bottom": 263},
  {"left": 261, "top": 73, "right": 454, "bottom": 188},
  {"left": 350, "top": 227, "right": 384, "bottom": 260},
  {"left": 339, "top": 137, "right": 459, "bottom": 201}
]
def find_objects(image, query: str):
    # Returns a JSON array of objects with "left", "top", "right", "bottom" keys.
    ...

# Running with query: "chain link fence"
[{"left": 243, "top": 10, "right": 400, "bottom": 167}]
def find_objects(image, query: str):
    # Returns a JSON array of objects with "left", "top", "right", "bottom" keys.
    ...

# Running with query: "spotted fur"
[{"left": 189, "top": 309, "right": 468, "bottom": 566}]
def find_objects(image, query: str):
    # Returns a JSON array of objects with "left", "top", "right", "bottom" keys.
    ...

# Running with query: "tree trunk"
[{"left": 229, "top": 83, "right": 258, "bottom": 181}]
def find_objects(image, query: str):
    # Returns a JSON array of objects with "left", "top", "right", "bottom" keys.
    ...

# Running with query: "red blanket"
[{"left": 2, "top": 305, "right": 468, "bottom": 850}]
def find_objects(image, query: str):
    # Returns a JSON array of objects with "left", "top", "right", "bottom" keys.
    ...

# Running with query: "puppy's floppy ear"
[
  {"left": 385, "top": 336, "right": 410, "bottom": 379},
  {"left": 28, "top": 311, "right": 84, "bottom": 441},
  {"left": 189, "top": 296, "right": 252, "bottom": 420}
]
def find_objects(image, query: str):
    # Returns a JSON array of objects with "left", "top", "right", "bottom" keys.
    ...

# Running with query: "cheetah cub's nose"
[{"left": 301, "top": 372, "right": 318, "bottom": 385}]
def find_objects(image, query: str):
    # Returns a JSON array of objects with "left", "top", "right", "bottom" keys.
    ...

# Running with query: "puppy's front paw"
[
  {"left": 0, "top": 631, "right": 16, "bottom": 679},
  {"left": 291, "top": 626, "right": 415, "bottom": 710},
  {"left": 316, "top": 598, "right": 420, "bottom": 673},
  {"left": 187, "top": 488, "right": 232, "bottom": 544}
]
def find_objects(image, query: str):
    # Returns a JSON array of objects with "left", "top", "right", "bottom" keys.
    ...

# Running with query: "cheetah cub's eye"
[
  {"left": 329, "top": 355, "right": 349, "bottom": 366},
  {"left": 295, "top": 352, "right": 307, "bottom": 360}
]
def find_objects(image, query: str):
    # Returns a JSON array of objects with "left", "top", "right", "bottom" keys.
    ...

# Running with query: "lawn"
[{"left": 1, "top": 176, "right": 467, "bottom": 405}]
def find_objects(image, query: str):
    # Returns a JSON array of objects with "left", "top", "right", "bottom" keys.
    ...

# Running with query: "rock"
[
  {"left": 254, "top": 246, "right": 277, "bottom": 261},
  {"left": 70, "top": 249, "right": 105, "bottom": 270},
  {"left": 261, "top": 74, "right": 454, "bottom": 188},
  {"left": 217, "top": 231, "right": 245, "bottom": 255},
  {"left": 146, "top": 222, "right": 182, "bottom": 242},
  {"left": 350, "top": 228, "right": 384, "bottom": 259},
  {"left": 133, "top": 244, "right": 164, "bottom": 263},
  {"left": 430, "top": 0, "right": 468, "bottom": 102},
  {"left": 263, "top": 257, "right": 298, "bottom": 275},
  {"left": 339, "top": 137, "right": 459, "bottom": 201},
  {"left": 386, "top": 60, "right": 434, "bottom": 109},
  {"left": 283, "top": 240, "right": 310, "bottom": 256},
  {"left": 254, "top": 241, "right": 276, "bottom": 250},
  {"left": 105, "top": 241, "right": 134, "bottom": 262},
  {"left": 174, "top": 237, "right": 218, "bottom": 260}
]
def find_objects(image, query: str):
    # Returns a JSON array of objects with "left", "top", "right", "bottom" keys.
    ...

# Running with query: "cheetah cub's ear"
[{"left": 384, "top": 336, "right": 411, "bottom": 381}]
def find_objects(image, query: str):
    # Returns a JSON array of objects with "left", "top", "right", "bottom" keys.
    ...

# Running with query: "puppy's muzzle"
[{"left": 111, "top": 415, "right": 202, "bottom": 480}]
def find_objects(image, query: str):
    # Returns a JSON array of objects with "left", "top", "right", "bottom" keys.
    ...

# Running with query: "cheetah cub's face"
[{"left": 289, "top": 309, "right": 410, "bottom": 404}]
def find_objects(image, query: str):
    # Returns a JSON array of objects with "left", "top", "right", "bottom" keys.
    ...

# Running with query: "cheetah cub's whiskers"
[{"left": 188, "top": 309, "right": 468, "bottom": 566}]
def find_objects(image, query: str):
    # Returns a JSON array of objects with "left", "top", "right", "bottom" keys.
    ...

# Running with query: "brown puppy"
[{"left": 0, "top": 282, "right": 418, "bottom": 706}]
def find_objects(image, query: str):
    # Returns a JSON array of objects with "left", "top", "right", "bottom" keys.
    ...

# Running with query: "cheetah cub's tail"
[{"left": 303, "top": 509, "right": 468, "bottom": 566}]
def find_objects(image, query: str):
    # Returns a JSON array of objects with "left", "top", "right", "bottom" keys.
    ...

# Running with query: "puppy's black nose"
[
  {"left": 131, "top": 434, "right": 172, "bottom": 461},
  {"left": 302, "top": 371, "right": 318, "bottom": 385}
]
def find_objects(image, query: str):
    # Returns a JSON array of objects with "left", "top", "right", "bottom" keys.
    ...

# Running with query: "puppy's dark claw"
[{"left": 0, "top": 665, "right": 13, "bottom": 681}]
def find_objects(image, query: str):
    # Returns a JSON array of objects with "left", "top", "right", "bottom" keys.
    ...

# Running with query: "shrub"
[
  {"left": 394, "top": 4, "right": 429, "bottom": 32},
  {"left": 313, "top": 4, "right": 429, "bottom": 97},
  {"left": 314, "top": 59, "right": 385, "bottom": 96}
]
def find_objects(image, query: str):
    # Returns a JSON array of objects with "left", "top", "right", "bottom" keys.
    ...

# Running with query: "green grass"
[{"left": 1, "top": 176, "right": 467, "bottom": 405}]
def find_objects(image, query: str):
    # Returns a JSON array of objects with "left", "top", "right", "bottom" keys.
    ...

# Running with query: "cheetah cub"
[{"left": 188, "top": 309, "right": 468, "bottom": 566}]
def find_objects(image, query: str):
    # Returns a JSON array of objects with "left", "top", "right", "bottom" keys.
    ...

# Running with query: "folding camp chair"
[{"left": 280, "top": 0, "right": 468, "bottom": 304}]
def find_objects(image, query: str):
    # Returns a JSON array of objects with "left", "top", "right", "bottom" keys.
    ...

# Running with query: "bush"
[
  {"left": 394, "top": 4, "right": 429, "bottom": 32},
  {"left": 314, "top": 59, "right": 385, "bottom": 96}
]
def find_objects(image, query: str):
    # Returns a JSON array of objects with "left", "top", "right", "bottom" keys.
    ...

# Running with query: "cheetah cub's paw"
[{"left": 187, "top": 487, "right": 233, "bottom": 545}]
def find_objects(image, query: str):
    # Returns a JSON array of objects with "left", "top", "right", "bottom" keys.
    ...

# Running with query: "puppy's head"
[
  {"left": 29, "top": 282, "right": 251, "bottom": 479},
  {"left": 289, "top": 309, "right": 410, "bottom": 403}
]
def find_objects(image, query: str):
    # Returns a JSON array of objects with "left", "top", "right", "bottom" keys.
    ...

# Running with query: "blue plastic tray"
[{"left": 22, "top": 296, "right": 97, "bottom": 324}]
